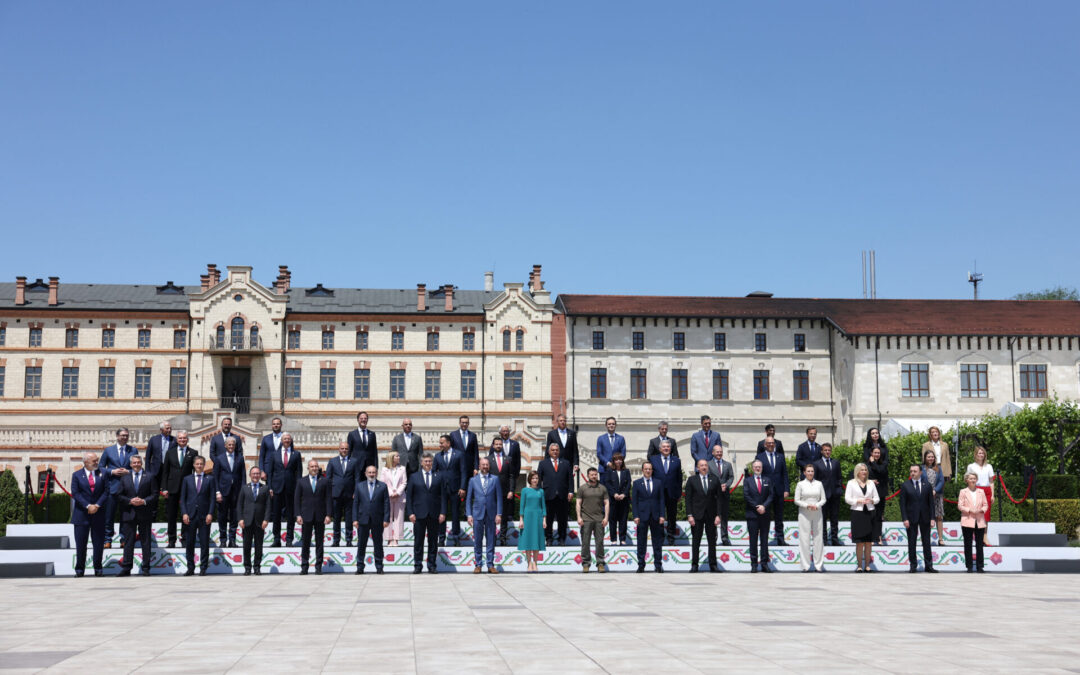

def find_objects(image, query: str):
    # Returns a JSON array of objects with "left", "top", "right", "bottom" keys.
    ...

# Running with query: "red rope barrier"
[
  {"left": 884, "top": 487, "right": 901, "bottom": 501},
  {"left": 997, "top": 473, "right": 1033, "bottom": 505},
  {"left": 31, "top": 473, "right": 52, "bottom": 505},
  {"left": 731, "top": 474, "right": 743, "bottom": 489},
  {"left": 52, "top": 474, "right": 72, "bottom": 497}
]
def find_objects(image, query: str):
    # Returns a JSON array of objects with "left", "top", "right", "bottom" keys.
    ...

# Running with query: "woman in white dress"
[
  {"left": 794, "top": 464, "right": 827, "bottom": 572},
  {"left": 966, "top": 446, "right": 995, "bottom": 547}
]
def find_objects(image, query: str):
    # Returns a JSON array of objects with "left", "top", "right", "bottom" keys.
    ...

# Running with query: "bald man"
[{"left": 71, "top": 452, "right": 108, "bottom": 577}]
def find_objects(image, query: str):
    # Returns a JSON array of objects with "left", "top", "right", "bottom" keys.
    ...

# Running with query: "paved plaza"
[{"left": 0, "top": 573, "right": 1078, "bottom": 673}]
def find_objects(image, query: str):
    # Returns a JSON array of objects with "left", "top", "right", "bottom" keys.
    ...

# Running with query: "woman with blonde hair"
[
  {"left": 957, "top": 471, "right": 989, "bottom": 572},
  {"left": 379, "top": 450, "right": 407, "bottom": 546},
  {"left": 845, "top": 462, "right": 880, "bottom": 572},
  {"left": 966, "top": 446, "right": 995, "bottom": 547},
  {"left": 922, "top": 426, "right": 953, "bottom": 480}
]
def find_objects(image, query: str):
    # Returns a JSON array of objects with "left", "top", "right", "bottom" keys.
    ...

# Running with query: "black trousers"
[
  {"left": 609, "top": 498, "right": 629, "bottom": 543},
  {"left": 185, "top": 518, "right": 212, "bottom": 572},
  {"left": 822, "top": 494, "right": 841, "bottom": 539},
  {"left": 217, "top": 491, "right": 239, "bottom": 545},
  {"left": 443, "top": 490, "right": 463, "bottom": 537},
  {"left": 356, "top": 522, "right": 384, "bottom": 570},
  {"left": 271, "top": 488, "right": 296, "bottom": 545},
  {"left": 120, "top": 519, "right": 153, "bottom": 572},
  {"left": 165, "top": 493, "right": 183, "bottom": 545},
  {"left": 663, "top": 497, "right": 680, "bottom": 538},
  {"left": 718, "top": 490, "right": 730, "bottom": 541},
  {"left": 74, "top": 517, "right": 105, "bottom": 574},
  {"left": 747, "top": 513, "right": 771, "bottom": 566},
  {"left": 104, "top": 492, "right": 120, "bottom": 540},
  {"left": 332, "top": 496, "right": 354, "bottom": 545},
  {"left": 242, "top": 525, "right": 264, "bottom": 572},
  {"left": 907, "top": 518, "right": 933, "bottom": 569},
  {"left": 300, "top": 521, "right": 325, "bottom": 569},
  {"left": 545, "top": 497, "right": 569, "bottom": 543},
  {"left": 962, "top": 525, "right": 985, "bottom": 571},
  {"left": 636, "top": 518, "right": 664, "bottom": 568},
  {"left": 690, "top": 518, "right": 718, "bottom": 567},
  {"left": 767, "top": 490, "right": 785, "bottom": 539},
  {"left": 414, "top": 516, "right": 441, "bottom": 571}
]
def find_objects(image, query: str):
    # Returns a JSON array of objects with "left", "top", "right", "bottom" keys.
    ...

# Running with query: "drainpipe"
[{"left": 874, "top": 336, "right": 882, "bottom": 429}]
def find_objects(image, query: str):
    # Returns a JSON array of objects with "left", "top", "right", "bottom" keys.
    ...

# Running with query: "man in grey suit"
[
  {"left": 325, "top": 441, "right": 357, "bottom": 547},
  {"left": 465, "top": 457, "right": 503, "bottom": 574},
  {"left": 392, "top": 418, "right": 424, "bottom": 478},
  {"left": 646, "top": 421, "right": 679, "bottom": 458},
  {"left": 707, "top": 444, "right": 735, "bottom": 545},
  {"left": 236, "top": 466, "right": 269, "bottom": 575}
]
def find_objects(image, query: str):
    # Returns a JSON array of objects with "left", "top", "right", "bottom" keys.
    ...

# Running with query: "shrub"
[{"left": 0, "top": 470, "right": 31, "bottom": 535}]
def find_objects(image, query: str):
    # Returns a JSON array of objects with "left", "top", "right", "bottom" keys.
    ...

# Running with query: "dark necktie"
[{"left": 196, "top": 475, "right": 202, "bottom": 493}]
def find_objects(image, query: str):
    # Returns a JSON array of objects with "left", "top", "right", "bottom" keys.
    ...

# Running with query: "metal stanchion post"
[
  {"left": 23, "top": 465, "right": 31, "bottom": 524},
  {"left": 44, "top": 469, "right": 52, "bottom": 523}
]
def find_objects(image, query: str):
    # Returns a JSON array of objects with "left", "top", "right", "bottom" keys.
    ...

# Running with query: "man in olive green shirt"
[{"left": 576, "top": 467, "right": 610, "bottom": 573}]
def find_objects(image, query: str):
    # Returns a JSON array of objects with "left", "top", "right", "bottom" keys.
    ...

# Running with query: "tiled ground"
[{"left": 0, "top": 574, "right": 1078, "bottom": 673}]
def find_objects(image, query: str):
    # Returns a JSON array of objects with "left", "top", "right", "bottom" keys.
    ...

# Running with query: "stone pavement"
[{"left": 0, "top": 574, "right": 1078, "bottom": 674}]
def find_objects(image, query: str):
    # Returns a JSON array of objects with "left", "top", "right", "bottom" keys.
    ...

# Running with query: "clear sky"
[{"left": 1, "top": 2, "right": 1078, "bottom": 300}]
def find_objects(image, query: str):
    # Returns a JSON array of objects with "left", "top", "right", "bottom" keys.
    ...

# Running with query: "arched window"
[
  {"left": 516, "top": 329, "right": 524, "bottom": 351},
  {"left": 502, "top": 329, "right": 511, "bottom": 352},
  {"left": 230, "top": 317, "right": 245, "bottom": 349},
  {"left": 215, "top": 325, "right": 226, "bottom": 348},
  {"left": 249, "top": 325, "right": 259, "bottom": 348}
]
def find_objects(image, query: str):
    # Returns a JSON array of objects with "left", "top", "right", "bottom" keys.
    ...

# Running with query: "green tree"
[
  {"left": 1012, "top": 286, "right": 1079, "bottom": 301},
  {"left": 0, "top": 469, "right": 30, "bottom": 536}
]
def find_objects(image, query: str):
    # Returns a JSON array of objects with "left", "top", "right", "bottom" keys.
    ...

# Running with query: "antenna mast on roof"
[
  {"left": 967, "top": 261, "right": 983, "bottom": 300},
  {"left": 862, "top": 250, "right": 877, "bottom": 299}
]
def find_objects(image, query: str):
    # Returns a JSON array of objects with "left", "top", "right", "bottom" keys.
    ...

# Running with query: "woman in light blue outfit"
[{"left": 517, "top": 470, "right": 547, "bottom": 572}]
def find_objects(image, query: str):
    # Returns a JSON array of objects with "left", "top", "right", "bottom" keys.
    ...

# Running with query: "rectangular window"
[
  {"left": 630, "top": 368, "right": 647, "bottom": 399},
  {"left": 755, "top": 333, "right": 767, "bottom": 352},
  {"left": 461, "top": 369, "right": 477, "bottom": 399},
  {"left": 1019, "top": 364, "right": 1048, "bottom": 399},
  {"left": 503, "top": 330, "right": 511, "bottom": 351},
  {"left": 960, "top": 364, "right": 989, "bottom": 398},
  {"left": 29, "top": 327, "right": 42, "bottom": 347},
  {"left": 173, "top": 330, "right": 187, "bottom": 349},
  {"left": 65, "top": 328, "right": 79, "bottom": 348},
  {"left": 101, "top": 328, "right": 115, "bottom": 348},
  {"left": 321, "top": 331, "right": 334, "bottom": 350},
  {"left": 392, "top": 332, "right": 404, "bottom": 351},
  {"left": 356, "top": 331, "right": 368, "bottom": 350},
  {"left": 753, "top": 370, "right": 770, "bottom": 400},
  {"left": 425, "top": 369, "right": 441, "bottom": 399},
  {"left": 62, "top": 367, "right": 79, "bottom": 398},
  {"left": 390, "top": 369, "right": 405, "bottom": 399},
  {"left": 673, "top": 332, "right": 685, "bottom": 351},
  {"left": 319, "top": 368, "right": 336, "bottom": 399},
  {"left": 515, "top": 330, "right": 524, "bottom": 351},
  {"left": 24, "top": 366, "right": 42, "bottom": 398},
  {"left": 794, "top": 333, "right": 806, "bottom": 352},
  {"left": 590, "top": 367, "right": 607, "bottom": 399},
  {"left": 285, "top": 368, "right": 301, "bottom": 399},
  {"left": 714, "top": 333, "right": 726, "bottom": 351},
  {"left": 287, "top": 330, "right": 300, "bottom": 350},
  {"left": 462, "top": 332, "right": 475, "bottom": 351},
  {"left": 98, "top": 367, "right": 115, "bottom": 399},
  {"left": 713, "top": 369, "right": 729, "bottom": 400},
  {"left": 0, "top": 326, "right": 5, "bottom": 346},
  {"left": 0, "top": 366, "right": 4, "bottom": 396},
  {"left": 671, "top": 368, "right": 688, "bottom": 400},
  {"left": 632, "top": 331, "right": 644, "bottom": 351},
  {"left": 901, "top": 363, "right": 930, "bottom": 398},
  {"left": 592, "top": 331, "right": 605, "bottom": 350},
  {"left": 427, "top": 332, "right": 440, "bottom": 352},
  {"left": 793, "top": 369, "right": 809, "bottom": 400},
  {"left": 137, "top": 329, "right": 151, "bottom": 349},
  {"left": 134, "top": 367, "right": 152, "bottom": 399},
  {"left": 169, "top": 367, "right": 186, "bottom": 399},
  {"left": 353, "top": 368, "right": 370, "bottom": 399},
  {"left": 504, "top": 370, "right": 523, "bottom": 400}
]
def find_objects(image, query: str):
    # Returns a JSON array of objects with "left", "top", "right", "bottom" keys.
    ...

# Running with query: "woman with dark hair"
[
  {"left": 604, "top": 453, "right": 631, "bottom": 545},
  {"left": 922, "top": 449, "right": 945, "bottom": 545},
  {"left": 862, "top": 427, "right": 889, "bottom": 468},
  {"left": 517, "top": 470, "right": 547, "bottom": 572},
  {"left": 867, "top": 446, "right": 889, "bottom": 547}
]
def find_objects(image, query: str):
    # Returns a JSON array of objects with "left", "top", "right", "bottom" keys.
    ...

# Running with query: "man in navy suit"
[
  {"left": 632, "top": 461, "right": 665, "bottom": 572},
  {"left": 448, "top": 414, "right": 479, "bottom": 477},
  {"left": 352, "top": 464, "right": 390, "bottom": 574},
  {"left": 266, "top": 432, "right": 302, "bottom": 546},
  {"left": 537, "top": 442, "right": 574, "bottom": 545},
  {"left": 258, "top": 417, "right": 284, "bottom": 476},
  {"left": 595, "top": 417, "right": 626, "bottom": 477},
  {"left": 295, "top": 459, "right": 332, "bottom": 575},
  {"left": 546, "top": 414, "right": 580, "bottom": 472},
  {"left": 160, "top": 431, "right": 198, "bottom": 547},
  {"left": 117, "top": 454, "right": 157, "bottom": 576},
  {"left": 144, "top": 420, "right": 175, "bottom": 484},
  {"left": 434, "top": 434, "right": 467, "bottom": 545},
  {"left": 689, "top": 415, "right": 721, "bottom": 464},
  {"left": 325, "top": 440, "right": 357, "bottom": 547},
  {"left": 755, "top": 436, "right": 790, "bottom": 545},
  {"left": 744, "top": 460, "right": 773, "bottom": 573},
  {"left": 466, "top": 457, "right": 503, "bottom": 573},
  {"left": 99, "top": 427, "right": 138, "bottom": 547},
  {"left": 180, "top": 455, "right": 216, "bottom": 576},
  {"left": 795, "top": 427, "right": 822, "bottom": 478},
  {"left": 208, "top": 416, "right": 243, "bottom": 469},
  {"left": 812, "top": 443, "right": 844, "bottom": 546},
  {"left": 900, "top": 464, "right": 937, "bottom": 573},
  {"left": 406, "top": 453, "right": 446, "bottom": 574},
  {"left": 212, "top": 437, "right": 246, "bottom": 547},
  {"left": 649, "top": 440, "right": 683, "bottom": 544},
  {"left": 71, "top": 452, "right": 108, "bottom": 577},
  {"left": 489, "top": 434, "right": 520, "bottom": 546},
  {"left": 346, "top": 411, "right": 379, "bottom": 471}
]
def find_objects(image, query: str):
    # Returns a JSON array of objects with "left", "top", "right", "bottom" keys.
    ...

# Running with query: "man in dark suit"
[
  {"left": 99, "top": 427, "right": 138, "bottom": 548},
  {"left": 258, "top": 416, "right": 284, "bottom": 476},
  {"left": 546, "top": 413, "right": 580, "bottom": 475},
  {"left": 71, "top": 452, "right": 108, "bottom": 577},
  {"left": 325, "top": 440, "right": 357, "bottom": 547},
  {"left": 755, "top": 436, "right": 790, "bottom": 545},
  {"left": 405, "top": 453, "right": 446, "bottom": 574},
  {"left": 144, "top": 420, "right": 175, "bottom": 483},
  {"left": 160, "top": 430, "right": 198, "bottom": 547},
  {"left": 632, "top": 461, "right": 665, "bottom": 573},
  {"left": 812, "top": 443, "right": 844, "bottom": 546},
  {"left": 267, "top": 432, "right": 302, "bottom": 546},
  {"left": 448, "top": 414, "right": 479, "bottom": 477},
  {"left": 117, "top": 454, "right": 157, "bottom": 576},
  {"left": 689, "top": 415, "right": 721, "bottom": 463},
  {"left": 208, "top": 416, "right": 243, "bottom": 469},
  {"left": 595, "top": 417, "right": 626, "bottom": 477},
  {"left": 900, "top": 464, "right": 937, "bottom": 573},
  {"left": 707, "top": 445, "right": 735, "bottom": 545},
  {"left": 685, "top": 459, "right": 722, "bottom": 572},
  {"left": 649, "top": 440, "right": 683, "bottom": 544},
  {"left": 295, "top": 459, "right": 332, "bottom": 574},
  {"left": 795, "top": 426, "right": 822, "bottom": 478},
  {"left": 391, "top": 417, "right": 424, "bottom": 478},
  {"left": 434, "top": 433, "right": 467, "bottom": 545},
  {"left": 347, "top": 411, "right": 379, "bottom": 471},
  {"left": 647, "top": 420, "right": 680, "bottom": 458},
  {"left": 537, "top": 442, "right": 574, "bottom": 545},
  {"left": 490, "top": 430, "right": 521, "bottom": 545},
  {"left": 353, "top": 464, "right": 391, "bottom": 574},
  {"left": 236, "top": 466, "right": 269, "bottom": 575},
  {"left": 755, "top": 423, "right": 785, "bottom": 454},
  {"left": 180, "top": 456, "right": 216, "bottom": 576},
  {"left": 744, "top": 459, "right": 773, "bottom": 573},
  {"left": 212, "top": 436, "right": 245, "bottom": 547}
]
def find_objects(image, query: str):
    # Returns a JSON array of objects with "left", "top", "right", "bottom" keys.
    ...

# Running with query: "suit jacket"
[
  {"left": 392, "top": 432, "right": 425, "bottom": 475},
  {"left": 325, "top": 455, "right": 358, "bottom": 500},
  {"left": 405, "top": 470, "right": 445, "bottom": 520},
  {"left": 352, "top": 479, "right": 390, "bottom": 526},
  {"left": 259, "top": 432, "right": 284, "bottom": 474},
  {"left": 117, "top": 471, "right": 158, "bottom": 522},
  {"left": 684, "top": 472, "right": 721, "bottom": 521},
  {"left": 795, "top": 441, "right": 822, "bottom": 473},
  {"left": 537, "top": 457, "right": 574, "bottom": 501},
  {"left": 649, "top": 454, "right": 682, "bottom": 502},
  {"left": 447, "top": 428, "right": 479, "bottom": 477},
  {"left": 465, "top": 473, "right": 503, "bottom": 521},
  {"left": 347, "top": 428, "right": 379, "bottom": 469},
  {"left": 756, "top": 438, "right": 786, "bottom": 455},
  {"left": 922, "top": 440, "right": 953, "bottom": 479},
  {"left": 212, "top": 451, "right": 246, "bottom": 499},
  {"left": 631, "top": 476, "right": 664, "bottom": 522},
  {"left": 266, "top": 447, "right": 303, "bottom": 494},
  {"left": 208, "top": 432, "right": 244, "bottom": 466},
  {"left": 647, "top": 436, "right": 680, "bottom": 458},
  {"left": 595, "top": 432, "right": 627, "bottom": 474},
  {"left": 70, "top": 468, "right": 108, "bottom": 526},
  {"left": 295, "top": 474, "right": 333, "bottom": 522},
  {"left": 434, "top": 447, "right": 468, "bottom": 493},
  {"left": 742, "top": 474, "right": 774, "bottom": 518},
  {"left": 603, "top": 468, "right": 631, "bottom": 499},
  {"left": 489, "top": 446, "right": 521, "bottom": 496},
  {"left": 706, "top": 458, "right": 735, "bottom": 490},
  {"left": 100, "top": 444, "right": 138, "bottom": 494},
  {"left": 755, "top": 450, "right": 789, "bottom": 495},
  {"left": 689, "top": 430, "right": 721, "bottom": 463},
  {"left": 546, "top": 427, "right": 579, "bottom": 467},
  {"left": 957, "top": 487, "right": 988, "bottom": 528},
  {"left": 180, "top": 473, "right": 217, "bottom": 520},
  {"left": 236, "top": 481, "right": 270, "bottom": 525},
  {"left": 160, "top": 445, "right": 198, "bottom": 494},
  {"left": 144, "top": 434, "right": 176, "bottom": 478},
  {"left": 812, "top": 457, "right": 845, "bottom": 498},
  {"left": 899, "top": 478, "right": 934, "bottom": 525}
]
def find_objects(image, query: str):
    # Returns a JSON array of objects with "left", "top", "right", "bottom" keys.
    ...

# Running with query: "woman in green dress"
[{"left": 518, "top": 470, "right": 547, "bottom": 572}]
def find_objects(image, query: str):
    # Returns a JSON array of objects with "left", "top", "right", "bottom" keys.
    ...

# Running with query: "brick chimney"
[
  {"left": 531, "top": 264, "right": 542, "bottom": 292},
  {"left": 48, "top": 277, "right": 59, "bottom": 306},
  {"left": 277, "top": 265, "right": 291, "bottom": 293},
  {"left": 417, "top": 284, "right": 427, "bottom": 311},
  {"left": 443, "top": 284, "right": 454, "bottom": 312},
  {"left": 15, "top": 277, "right": 26, "bottom": 305},
  {"left": 207, "top": 264, "right": 220, "bottom": 286},
  {"left": 200, "top": 274, "right": 211, "bottom": 291}
]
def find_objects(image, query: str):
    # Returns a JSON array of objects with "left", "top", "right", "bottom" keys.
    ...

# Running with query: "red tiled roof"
[{"left": 557, "top": 295, "right": 1080, "bottom": 337}]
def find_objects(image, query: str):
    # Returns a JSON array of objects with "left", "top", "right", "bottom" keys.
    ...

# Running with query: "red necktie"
[
  {"left": 497, "top": 455, "right": 503, "bottom": 472},
  {"left": 554, "top": 460, "right": 559, "bottom": 472},
  {"left": 88, "top": 471, "right": 95, "bottom": 490},
  {"left": 757, "top": 477, "right": 762, "bottom": 493},
  {"left": 282, "top": 449, "right": 287, "bottom": 466}
]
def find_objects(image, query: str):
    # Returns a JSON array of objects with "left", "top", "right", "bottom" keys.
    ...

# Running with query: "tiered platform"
[{"left": 1, "top": 521, "right": 1077, "bottom": 575}]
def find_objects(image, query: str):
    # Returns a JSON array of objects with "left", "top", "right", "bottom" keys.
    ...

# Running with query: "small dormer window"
[
  {"left": 156, "top": 281, "right": 185, "bottom": 295},
  {"left": 306, "top": 284, "right": 334, "bottom": 297}
]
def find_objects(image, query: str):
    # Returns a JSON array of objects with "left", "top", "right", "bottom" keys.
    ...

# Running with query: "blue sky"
[{"left": 1, "top": 2, "right": 1077, "bottom": 300}]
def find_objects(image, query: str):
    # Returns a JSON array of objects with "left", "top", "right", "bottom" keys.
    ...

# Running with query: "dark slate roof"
[
  {"left": 286, "top": 287, "right": 499, "bottom": 314},
  {"left": 0, "top": 282, "right": 191, "bottom": 311}
]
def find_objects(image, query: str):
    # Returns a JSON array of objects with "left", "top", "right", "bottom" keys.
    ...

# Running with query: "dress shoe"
[
  {"left": 376, "top": 569, "right": 384, "bottom": 575},
  {"left": 976, "top": 568, "right": 985, "bottom": 573},
  {"left": 488, "top": 567, "right": 498, "bottom": 574},
  {"left": 140, "top": 569, "right": 151, "bottom": 577},
  {"left": 244, "top": 569, "right": 251, "bottom": 576},
  {"left": 709, "top": 565, "right": 721, "bottom": 573},
  {"left": 168, "top": 540, "right": 177, "bottom": 548},
  {"left": 581, "top": 563, "right": 590, "bottom": 573},
  {"left": 429, "top": 568, "right": 439, "bottom": 574},
  {"left": 966, "top": 568, "right": 974, "bottom": 573},
  {"left": 636, "top": 565, "right": 645, "bottom": 573},
  {"left": 300, "top": 568, "right": 308, "bottom": 575},
  {"left": 332, "top": 540, "right": 341, "bottom": 547},
  {"left": 94, "top": 570, "right": 104, "bottom": 577},
  {"left": 596, "top": 563, "right": 607, "bottom": 574},
  {"left": 199, "top": 569, "right": 207, "bottom": 576},
  {"left": 761, "top": 565, "right": 772, "bottom": 573},
  {"left": 75, "top": 570, "right": 85, "bottom": 577},
  {"left": 909, "top": 567, "right": 918, "bottom": 573},
  {"left": 750, "top": 567, "right": 759, "bottom": 574},
  {"left": 773, "top": 538, "right": 786, "bottom": 546},
  {"left": 831, "top": 537, "right": 842, "bottom": 547},
  {"left": 345, "top": 540, "right": 353, "bottom": 548},
  {"left": 473, "top": 566, "right": 482, "bottom": 574},
  {"left": 254, "top": 569, "right": 262, "bottom": 575},
  {"left": 926, "top": 568, "right": 938, "bottom": 573},
  {"left": 184, "top": 570, "right": 195, "bottom": 577},
  {"left": 355, "top": 568, "right": 364, "bottom": 575},
  {"left": 721, "top": 538, "right": 732, "bottom": 546},
  {"left": 654, "top": 566, "right": 664, "bottom": 573},
  {"left": 315, "top": 568, "right": 323, "bottom": 575},
  {"left": 228, "top": 540, "right": 237, "bottom": 548},
  {"left": 689, "top": 564, "right": 699, "bottom": 573},
  {"left": 117, "top": 570, "right": 131, "bottom": 577},
  {"left": 413, "top": 567, "right": 423, "bottom": 575}
]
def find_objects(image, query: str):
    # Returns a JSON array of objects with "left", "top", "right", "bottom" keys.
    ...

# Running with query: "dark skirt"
[{"left": 851, "top": 509, "right": 874, "bottom": 543}]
